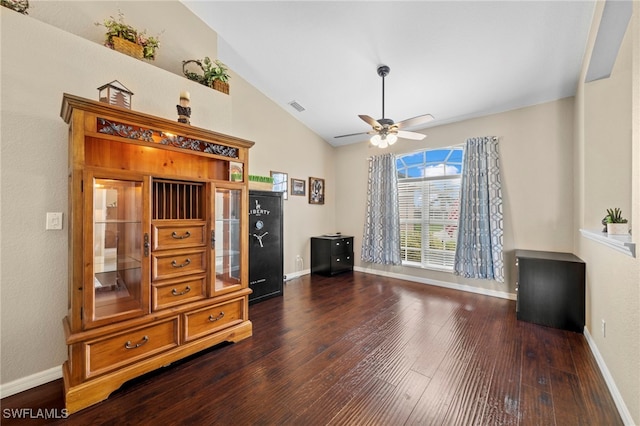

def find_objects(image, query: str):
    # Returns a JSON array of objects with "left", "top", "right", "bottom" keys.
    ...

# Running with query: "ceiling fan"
[{"left": 335, "top": 65, "right": 434, "bottom": 148}]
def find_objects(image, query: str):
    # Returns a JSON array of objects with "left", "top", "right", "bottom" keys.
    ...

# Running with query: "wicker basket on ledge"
[
  {"left": 212, "top": 80, "right": 230, "bottom": 95},
  {"left": 112, "top": 37, "right": 143, "bottom": 60}
]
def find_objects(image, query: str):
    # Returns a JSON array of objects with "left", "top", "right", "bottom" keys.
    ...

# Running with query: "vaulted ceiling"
[
  {"left": 182, "top": 1, "right": 597, "bottom": 146},
  {"left": 24, "top": 1, "right": 607, "bottom": 147}
]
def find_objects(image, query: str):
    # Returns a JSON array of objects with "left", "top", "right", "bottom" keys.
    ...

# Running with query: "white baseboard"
[
  {"left": 284, "top": 269, "right": 310, "bottom": 281},
  {"left": 583, "top": 327, "right": 634, "bottom": 425},
  {"left": 354, "top": 266, "right": 517, "bottom": 300},
  {"left": 0, "top": 365, "right": 62, "bottom": 399}
]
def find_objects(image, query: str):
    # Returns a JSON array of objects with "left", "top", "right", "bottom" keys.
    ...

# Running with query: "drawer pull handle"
[
  {"left": 124, "top": 335, "right": 149, "bottom": 350},
  {"left": 171, "top": 231, "right": 191, "bottom": 239},
  {"left": 208, "top": 312, "right": 225, "bottom": 322},
  {"left": 171, "top": 258, "right": 191, "bottom": 268},
  {"left": 171, "top": 286, "right": 191, "bottom": 296}
]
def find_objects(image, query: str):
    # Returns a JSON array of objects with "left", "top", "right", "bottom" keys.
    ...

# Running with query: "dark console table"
[
  {"left": 311, "top": 236, "right": 354, "bottom": 276},
  {"left": 515, "top": 250, "right": 585, "bottom": 333}
]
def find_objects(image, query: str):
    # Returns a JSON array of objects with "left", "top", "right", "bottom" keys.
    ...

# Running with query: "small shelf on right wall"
[{"left": 579, "top": 229, "right": 636, "bottom": 257}]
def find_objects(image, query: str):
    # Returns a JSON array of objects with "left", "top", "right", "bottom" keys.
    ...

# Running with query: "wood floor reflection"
[{"left": 1, "top": 272, "right": 622, "bottom": 425}]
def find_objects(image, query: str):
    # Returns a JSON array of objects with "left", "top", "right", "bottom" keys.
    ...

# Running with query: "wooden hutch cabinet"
[{"left": 60, "top": 94, "right": 254, "bottom": 413}]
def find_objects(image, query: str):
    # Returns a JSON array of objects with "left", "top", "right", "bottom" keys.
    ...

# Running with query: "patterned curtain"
[
  {"left": 454, "top": 137, "right": 504, "bottom": 282},
  {"left": 361, "top": 154, "right": 402, "bottom": 265}
]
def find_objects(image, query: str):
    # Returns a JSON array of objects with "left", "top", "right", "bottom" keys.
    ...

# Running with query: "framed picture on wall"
[
  {"left": 291, "top": 178, "right": 305, "bottom": 196},
  {"left": 309, "top": 177, "right": 325, "bottom": 205},
  {"left": 270, "top": 171, "right": 288, "bottom": 200}
]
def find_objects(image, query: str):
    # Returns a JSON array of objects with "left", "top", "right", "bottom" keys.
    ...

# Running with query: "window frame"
[{"left": 396, "top": 146, "right": 464, "bottom": 271}]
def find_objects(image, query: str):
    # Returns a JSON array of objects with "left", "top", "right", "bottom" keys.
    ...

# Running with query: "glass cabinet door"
[
  {"left": 213, "top": 186, "right": 243, "bottom": 294},
  {"left": 87, "top": 176, "right": 148, "bottom": 326}
]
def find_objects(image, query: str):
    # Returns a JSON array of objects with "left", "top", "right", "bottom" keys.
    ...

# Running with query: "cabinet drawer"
[
  {"left": 331, "top": 238, "right": 352, "bottom": 255},
  {"left": 331, "top": 254, "right": 353, "bottom": 272},
  {"left": 184, "top": 299, "right": 244, "bottom": 342},
  {"left": 152, "top": 274, "right": 207, "bottom": 311},
  {"left": 152, "top": 248, "right": 206, "bottom": 281},
  {"left": 85, "top": 318, "right": 178, "bottom": 378},
  {"left": 152, "top": 221, "right": 206, "bottom": 251}
]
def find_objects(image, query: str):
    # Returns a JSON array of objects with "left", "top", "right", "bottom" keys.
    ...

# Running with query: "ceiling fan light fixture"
[{"left": 335, "top": 65, "right": 434, "bottom": 143}]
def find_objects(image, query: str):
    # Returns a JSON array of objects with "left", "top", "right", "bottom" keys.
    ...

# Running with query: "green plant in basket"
[
  {"left": 95, "top": 11, "right": 162, "bottom": 60},
  {"left": 183, "top": 57, "right": 231, "bottom": 87}
]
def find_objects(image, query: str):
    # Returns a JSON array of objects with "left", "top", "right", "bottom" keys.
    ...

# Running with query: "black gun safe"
[{"left": 248, "top": 190, "right": 284, "bottom": 303}]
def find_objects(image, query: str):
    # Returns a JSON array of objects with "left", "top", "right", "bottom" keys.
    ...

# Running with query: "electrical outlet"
[
  {"left": 46, "top": 212, "right": 63, "bottom": 230},
  {"left": 601, "top": 319, "right": 606, "bottom": 337}
]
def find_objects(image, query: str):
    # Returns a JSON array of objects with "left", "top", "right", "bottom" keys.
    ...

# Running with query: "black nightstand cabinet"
[
  {"left": 515, "top": 250, "right": 585, "bottom": 333},
  {"left": 311, "top": 236, "right": 354, "bottom": 276}
]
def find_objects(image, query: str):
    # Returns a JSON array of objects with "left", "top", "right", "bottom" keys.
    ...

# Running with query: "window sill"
[
  {"left": 401, "top": 261, "right": 455, "bottom": 273},
  {"left": 579, "top": 228, "right": 635, "bottom": 257}
]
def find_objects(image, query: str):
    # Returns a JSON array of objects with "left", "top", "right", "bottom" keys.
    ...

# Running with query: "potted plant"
[
  {"left": 602, "top": 208, "right": 629, "bottom": 235},
  {"left": 183, "top": 57, "right": 231, "bottom": 94},
  {"left": 95, "top": 11, "right": 161, "bottom": 61},
  {"left": 1, "top": 0, "right": 29, "bottom": 14}
]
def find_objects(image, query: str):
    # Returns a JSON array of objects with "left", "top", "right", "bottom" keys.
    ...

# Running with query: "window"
[{"left": 397, "top": 147, "right": 464, "bottom": 270}]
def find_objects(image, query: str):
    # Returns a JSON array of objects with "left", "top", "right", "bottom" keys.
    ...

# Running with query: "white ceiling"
[{"left": 182, "top": 1, "right": 596, "bottom": 147}]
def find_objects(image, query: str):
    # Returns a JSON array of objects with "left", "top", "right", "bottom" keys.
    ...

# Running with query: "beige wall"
[
  {"left": 335, "top": 97, "right": 576, "bottom": 295},
  {"left": 574, "top": 2, "right": 640, "bottom": 423},
  {"left": 0, "top": 5, "right": 333, "bottom": 386},
  {"left": 2, "top": 2, "right": 638, "bottom": 422},
  {"left": 223, "top": 74, "right": 336, "bottom": 274}
]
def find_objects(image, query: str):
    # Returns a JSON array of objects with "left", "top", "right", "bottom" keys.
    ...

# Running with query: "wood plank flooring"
[{"left": 1, "top": 272, "right": 622, "bottom": 425}]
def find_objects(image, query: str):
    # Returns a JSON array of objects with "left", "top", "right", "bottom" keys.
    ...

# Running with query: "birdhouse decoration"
[{"left": 97, "top": 80, "right": 133, "bottom": 109}]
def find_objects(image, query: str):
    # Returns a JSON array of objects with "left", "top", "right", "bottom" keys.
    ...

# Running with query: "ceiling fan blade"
[
  {"left": 334, "top": 131, "right": 374, "bottom": 139},
  {"left": 396, "top": 114, "right": 434, "bottom": 130},
  {"left": 359, "top": 115, "right": 382, "bottom": 129},
  {"left": 396, "top": 130, "right": 427, "bottom": 140}
]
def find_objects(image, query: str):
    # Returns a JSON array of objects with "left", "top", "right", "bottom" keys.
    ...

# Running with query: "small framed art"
[
  {"left": 291, "top": 178, "right": 305, "bottom": 196},
  {"left": 309, "top": 177, "right": 325, "bottom": 205}
]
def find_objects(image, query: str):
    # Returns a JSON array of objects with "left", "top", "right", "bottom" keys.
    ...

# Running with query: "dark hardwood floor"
[{"left": 2, "top": 272, "right": 622, "bottom": 425}]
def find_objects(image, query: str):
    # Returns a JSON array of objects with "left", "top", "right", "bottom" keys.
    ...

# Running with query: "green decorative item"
[
  {"left": 248, "top": 175, "right": 274, "bottom": 184},
  {"left": 248, "top": 175, "right": 274, "bottom": 191}
]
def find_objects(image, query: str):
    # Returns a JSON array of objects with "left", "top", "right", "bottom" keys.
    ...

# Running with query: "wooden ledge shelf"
[{"left": 579, "top": 229, "right": 636, "bottom": 257}]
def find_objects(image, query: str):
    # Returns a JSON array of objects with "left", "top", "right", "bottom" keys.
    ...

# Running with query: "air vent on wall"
[{"left": 288, "top": 100, "right": 306, "bottom": 112}]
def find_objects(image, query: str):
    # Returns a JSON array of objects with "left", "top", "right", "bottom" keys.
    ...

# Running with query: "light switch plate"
[{"left": 46, "top": 212, "right": 63, "bottom": 230}]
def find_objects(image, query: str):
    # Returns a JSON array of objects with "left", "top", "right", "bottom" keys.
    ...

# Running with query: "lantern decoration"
[{"left": 97, "top": 80, "right": 133, "bottom": 109}]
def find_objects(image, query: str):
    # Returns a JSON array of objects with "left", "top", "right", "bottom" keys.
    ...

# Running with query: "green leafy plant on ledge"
[
  {"left": 95, "top": 11, "right": 162, "bottom": 60},
  {"left": 604, "top": 208, "right": 628, "bottom": 224},
  {"left": 601, "top": 207, "right": 629, "bottom": 233},
  {"left": 183, "top": 57, "right": 231, "bottom": 87},
  {"left": 1, "top": 0, "right": 29, "bottom": 14}
]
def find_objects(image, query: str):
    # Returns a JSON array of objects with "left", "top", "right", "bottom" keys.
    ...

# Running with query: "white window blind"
[{"left": 397, "top": 148, "right": 463, "bottom": 271}]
